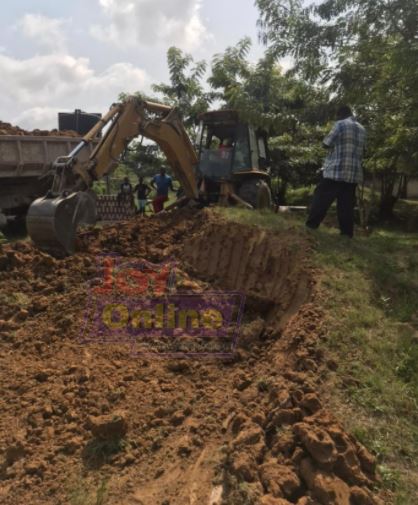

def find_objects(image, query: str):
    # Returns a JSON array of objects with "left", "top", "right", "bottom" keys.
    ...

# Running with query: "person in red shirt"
[
  {"left": 219, "top": 138, "right": 233, "bottom": 160},
  {"left": 151, "top": 168, "right": 174, "bottom": 213}
]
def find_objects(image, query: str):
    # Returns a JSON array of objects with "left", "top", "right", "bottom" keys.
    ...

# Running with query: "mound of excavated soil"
[
  {"left": 0, "top": 209, "right": 382, "bottom": 505},
  {"left": 0, "top": 120, "right": 79, "bottom": 137}
]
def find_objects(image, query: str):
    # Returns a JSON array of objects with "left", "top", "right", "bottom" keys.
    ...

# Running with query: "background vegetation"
[{"left": 110, "top": 0, "right": 418, "bottom": 225}]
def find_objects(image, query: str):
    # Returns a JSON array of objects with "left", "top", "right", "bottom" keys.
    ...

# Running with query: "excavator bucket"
[{"left": 26, "top": 191, "right": 97, "bottom": 257}]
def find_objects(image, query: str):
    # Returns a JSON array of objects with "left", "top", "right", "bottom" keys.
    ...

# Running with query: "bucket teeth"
[{"left": 26, "top": 191, "right": 97, "bottom": 257}]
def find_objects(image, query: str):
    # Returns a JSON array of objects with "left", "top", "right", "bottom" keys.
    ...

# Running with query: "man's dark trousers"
[{"left": 306, "top": 177, "right": 357, "bottom": 237}]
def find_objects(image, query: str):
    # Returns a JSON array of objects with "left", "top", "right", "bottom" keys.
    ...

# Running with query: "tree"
[
  {"left": 209, "top": 37, "right": 253, "bottom": 104},
  {"left": 256, "top": 0, "right": 418, "bottom": 81},
  {"left": 122, "top": 141, "right": 164, "bottom": 178},
  {"left": 118, "top": 47, "right": 211, "bottom": 183},
  {"left": 256, "top": 0, "right": 418, "bottom": 217},
  {"left": 152, "top": 46, "right": 211, "bottom": 130},
  {"left": 208, "top": 38, "right": 331, "bottom": 201}
]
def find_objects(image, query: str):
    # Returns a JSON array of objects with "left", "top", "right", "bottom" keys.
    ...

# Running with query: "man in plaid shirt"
[{"left": 306, "top": 105, "right": 366, "bottom": 237}]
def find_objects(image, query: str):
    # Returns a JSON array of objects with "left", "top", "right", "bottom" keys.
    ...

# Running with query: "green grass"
[
  {"left": 219, "top": 207, "right": 418, "bottom": 504},
  {"left": 314, "top": 227, "right": 418, "bottom": 503},
  {"left": 82, "top": 437, "right": 128, "bottom": 469},
  {"left": 0, "top": 291, "right": 31, "bottom": 308},
  {"left": 216, "top": 206, "right": 299, "bottom": 231},
  {"left": 68, "top": 478, "right": 108, "bottom": 505},
  {"left": 286, "top": 185, "right": 315, "bottom": 205}
]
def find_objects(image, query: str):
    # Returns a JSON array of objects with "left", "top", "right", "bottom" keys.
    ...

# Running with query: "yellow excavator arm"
[
  {"left": 71, "top": 97, "right": 198, "bottom": 198},
  {"left": 26, "top": 96, "right": 199, "bottom": 256}
]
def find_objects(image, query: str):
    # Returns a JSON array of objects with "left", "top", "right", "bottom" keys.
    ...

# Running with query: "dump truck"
[
  {"left": 0, "top": 132, "right": 96, "bottom": 227},
  {"left": 27, "top": 97, "right": 272, "bottom": 256}
]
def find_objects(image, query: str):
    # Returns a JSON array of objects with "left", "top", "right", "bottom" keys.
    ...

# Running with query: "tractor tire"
[{"left": 238, "top": 179, "right": 272, "bottom": 210}]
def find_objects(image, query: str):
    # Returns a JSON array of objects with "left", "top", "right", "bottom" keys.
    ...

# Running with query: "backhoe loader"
[{"left": 27, "top": 96, "right": 271, "bottom": 256}]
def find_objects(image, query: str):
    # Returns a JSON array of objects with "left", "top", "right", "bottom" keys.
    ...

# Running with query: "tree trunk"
[
  {"left": 399, "top": 174, "right": 408, "bottom": 199},
  {"left": 379, "top": 173, "right": 398, "bottom": 219},
  {"left": 275, "top": 181, "right": 288, "bottom": 206},
  {"left": 379, "top": 194, "right": 398, "bottom": 219}
]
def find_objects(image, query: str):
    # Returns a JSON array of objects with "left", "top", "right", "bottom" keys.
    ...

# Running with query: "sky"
[{"left": 0, "top": 0, "right": 266, "bottom": 129}]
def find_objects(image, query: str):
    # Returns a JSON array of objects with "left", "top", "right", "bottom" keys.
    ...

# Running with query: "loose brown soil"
[
  {"left": 0, "top": 121, "right": 79, "bottom": 137},
  {"left": 0, "top": 209, "right": 383, "bottom": 504}
]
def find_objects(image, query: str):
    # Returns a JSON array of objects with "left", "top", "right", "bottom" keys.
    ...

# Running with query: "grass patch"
[
  {"left": 0, "top": 291, "right": 31, "bottom": 308},
  {"left": 286, "top": 185, "right": 315, "bottom": 206},
  {"left": 215, "top": 206, "right": 300, "bottom": 232},
  {"left": 314, "top": 227, "right": 418, "bottom": 503},
  {"left": 82, "top": 437, "right": 128, "bottom": 469},
  {"left": 68, "top": 478, "right": 108, "bottom": 505},
  {"left": 220, "top": 207, "right": 418, "bottom": 504}
]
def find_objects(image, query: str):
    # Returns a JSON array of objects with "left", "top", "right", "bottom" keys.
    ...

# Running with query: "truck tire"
[{"left": 238, "top": 179, "right": 272, "bottom": 209}]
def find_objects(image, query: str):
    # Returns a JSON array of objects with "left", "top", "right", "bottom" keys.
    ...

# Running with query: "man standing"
[
  {"left": 151, "top": 167, "right": 174, "bottom": 213},
  {"left": 118, "top": 176, "right": 134, "bottom": 205},
  {"left": 134, "top": 176, "right": 151, "bottom": 216},
  {"left": 306, "top": 105, "right": 366, "bottom": 238}
]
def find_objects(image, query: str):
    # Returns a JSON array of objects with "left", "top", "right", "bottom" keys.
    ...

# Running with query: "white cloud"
[
  {"left": 17, "top": 14, "right": 68, "bottom": 53},
  {"left": 14, "top": 107, "right": 63, "bottom": 130},
  {"left": 0, "top": 53, "right": 150, "bottom": 129},
  {"left": 90, "top": 0, "right": 209, "bottom": 51}
]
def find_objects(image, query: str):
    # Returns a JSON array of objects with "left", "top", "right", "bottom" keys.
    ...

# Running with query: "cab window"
[
  {"left": 198, "top": 124, "right": 235, "bottom": 179},
  {"left": 232, "top": 124, "right": 251, "bottom": 173}
]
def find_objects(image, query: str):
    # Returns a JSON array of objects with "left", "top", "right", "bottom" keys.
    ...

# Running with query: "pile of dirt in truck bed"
[
  {"left": 0, "top": 120, "right": 79, "bottom": 137},
  {"left": 0, "top": 209, "right": 383, "bottom": 505}
]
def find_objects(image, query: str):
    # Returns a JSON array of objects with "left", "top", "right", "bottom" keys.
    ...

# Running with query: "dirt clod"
[
  {"left": 294, "top": 424, "right": 338, "bottom": 466},
  {"left": 89, "top": 412, "right": 128, "bottom": 440},
  {"left": 258, "top": 496, "right": 293, "bottom": 505},
  {"left": 300, "top": 458, "right": 351, "bottom": 505},
  {"left": 4, "top": 442, "right": 26, "bottom": 466},
  {"left": 260, "top": 460, "right": 302, "bottom": 499}
]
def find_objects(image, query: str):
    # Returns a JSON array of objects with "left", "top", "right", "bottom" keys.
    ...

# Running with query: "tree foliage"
[
  {"left": 116, "top": 2, "right": 418, "bottom": 216},
  {"left": 152, "top": 46, "right": 211, "bottom": 127},
  {"left": 256, "top": 0, "right": 418, "bottom": 216},
  {"left": 208, "top": 38, "right": 331, "bottom": 200},
  {"left": 209, "top": 38, "right": 310, "bottom": 132},
  {"left": 120, "top": 40, "right": 333, "bottom": 200},
  {"left": 119, "top": 47, "right": 211, "bottom": 179}
]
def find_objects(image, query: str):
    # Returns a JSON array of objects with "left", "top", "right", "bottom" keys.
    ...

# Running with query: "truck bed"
[
  {"left": 0, "top": 135, "right": 92, "bottom": 177},
  {"left": 0, "top": 135, "right": 95, "bottom": 217}
]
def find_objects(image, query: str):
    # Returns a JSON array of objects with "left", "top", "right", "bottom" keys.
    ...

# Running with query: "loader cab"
[{"left": 196, "top": 111, "right": 270, "bottom": 184}]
